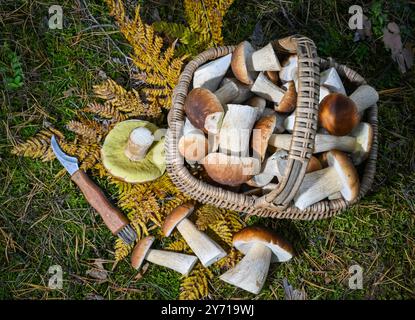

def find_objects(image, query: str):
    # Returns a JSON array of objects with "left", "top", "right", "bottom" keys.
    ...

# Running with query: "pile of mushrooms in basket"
[{"left": 172, "top": 38, "right": 379, "bottom": 293}]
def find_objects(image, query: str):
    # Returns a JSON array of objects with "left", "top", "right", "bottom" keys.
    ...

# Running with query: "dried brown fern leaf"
[
  {"left": 66, "top": 120, "right": 102, "bottom": 143},
  {"left": 105, "top": 1, "right": 185, "bottom": 111},
  {"left": 83, "top": 102, "right": 125, "bottom": 122}
]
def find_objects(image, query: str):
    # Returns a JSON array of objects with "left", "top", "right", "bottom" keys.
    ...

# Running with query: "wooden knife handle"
[{"left": 71, "top": 170, "right": 129, "bottom": 235}]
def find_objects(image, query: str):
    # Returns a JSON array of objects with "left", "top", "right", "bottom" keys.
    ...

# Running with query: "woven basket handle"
[{"left": 254, "top": 35, "right": 320, "bottom": 210}]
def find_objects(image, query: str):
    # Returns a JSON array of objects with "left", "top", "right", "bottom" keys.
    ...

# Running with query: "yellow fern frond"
[
  {"left": 66, "top": 120, "right": 102, "bottom": 143},
  {"left": 105, "top": 1, "right": 185, "bottom": 111},
  {"left": 114, "top": 237, "right": 133, "bottom": 262},
  {"left": 209, "top": 220, "right": 233, "bottom": 246},
  {"left": 165, "top": 237, "right": 191, "bottom": 253},
  {"left": 196, "top": 204, "right": 226, "bottom": 231},
  {"left": 179, "top": 264, "right": 213, "bottom": 300},
  {"left": 83, "top": 102, "right": 125, "bottom": 122},
  {"left": 215, "top": 248, "right": 242, "bottom": 270},
  {"left": 11, "top": 128, "right": 64, "bottom": 162}
]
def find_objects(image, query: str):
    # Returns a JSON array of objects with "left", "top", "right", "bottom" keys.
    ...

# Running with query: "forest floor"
[{"left": 0, "top": 0, "right": 414, "bottom": 299}]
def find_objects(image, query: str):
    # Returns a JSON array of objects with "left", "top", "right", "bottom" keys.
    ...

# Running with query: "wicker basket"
[{"left": 166, "top": 36, "right": 378, "bottom": 220}]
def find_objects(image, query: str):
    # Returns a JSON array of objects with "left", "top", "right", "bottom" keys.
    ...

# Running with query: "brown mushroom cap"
[
  {"left": 326, "top": 150, "right": 360, "bottom": 201},
  {"left": 131, "top": 236, "right": 155, "bottom": 270},
  {"left": 306, "top": 156, "right": 322, "bottom": 173},
  {"left": 275, "top": 81, "right": 297, "bottom": 113},
  {"left": 233, "top": 226, "right": 294, "bottom": 262},
  {"left": 266, "top": 70, "right": 279, "bottom": 84},
  {"left": 162, "top": 203, "right": 195, "bottom": 237},
  {"left": 231, "top": 41, "right": 258, "bottom": 85},
  {"left": 201, "top": 153, "right": 259, "bottom": 186},
  {"left": 319, "top": 93, "right": 360, "bottom": 136},
  {"left": 184, "top": 88, "right": 224, "bottom": 132},
  {"left": 276, "top": 36, "right": 297, "bottom": 54},
  {"left": 252, "top": 114, "right": 277, "bottom": 161},
  {"left": 178, "top": 134, "right": 209, "bottom": 162}
]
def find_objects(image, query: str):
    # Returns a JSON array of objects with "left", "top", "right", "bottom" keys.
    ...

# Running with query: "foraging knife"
[{"left": 51, "top": 135, "right": 137, "bottom": 245}]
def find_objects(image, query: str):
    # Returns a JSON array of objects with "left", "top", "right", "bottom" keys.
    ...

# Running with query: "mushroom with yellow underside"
[{"left": 101, "top": 120, "right": 166, "bottom": 183}]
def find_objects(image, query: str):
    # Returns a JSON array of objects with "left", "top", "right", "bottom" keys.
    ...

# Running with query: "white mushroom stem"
[
  {"left": 220, "top": 242, "right": 272, "bottom": 294},
  {"left": 320, "top": 86, "right": 331, "bottom": 102},
  {"left": 250, "top": 43, "right": 281, "bottom": 71},
  {"left": 274, "top": 112, "right": 288, "bottom": 133},
  {"left": 320, "top": 67, "right": 346, "bottom": 95},
  {"left": 350, "top": 85, "right": 379, "bottom": 113},
  {"left": 246, "top": 151, "right": 287, "bottom": 187},
  {"left": 283, "top": 113, "right": 295, "bottom": 132},
  {"left": 251, "top": 72, "right": 286, "bottom": 103},
  {"left": 145, "top": 249, "right": 198, "bottom": 276},
  {"left": 269, "top": 134, "right": 356, "bottom": 153},
  {"left": 220, "top": 78, "right": 253, "bottom": 103},
  {"left": 124, "top": 127, "right": 154, "bottom": 161},
  {"left": 214, "top": 80, "right": 239, "bottom": 104},
  {"left": 205, "top": 112, "right": 224, "bottom": 135},
  {"left": 328, "top": 192, "right": 343, "bottom": 200},
  {"left": 219, "top": 104, "right": 257, "bottom": 157},
  {"left": 176, "top": 218, "right": 226, "bottom": 267},
  {"left": 294, "top": 167, "right": 343, "bottom": 210},
  {"left": 193, "top": 53, "right": 231, "bottom": 91},
  {"left": 179, "top": 119, "right": 209, "bottom": 162},
  {"left": 279, "top": 55, "right": 298, "bottom": 82}
]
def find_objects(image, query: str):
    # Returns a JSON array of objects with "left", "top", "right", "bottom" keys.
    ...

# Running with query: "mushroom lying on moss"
[{"left": 101, "top": 120, "right": 166, "bottom": 183}]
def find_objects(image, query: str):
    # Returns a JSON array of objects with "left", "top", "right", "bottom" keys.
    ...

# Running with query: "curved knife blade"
[{"left": 51, "top": 135, "right": 79, "bottom": 176}]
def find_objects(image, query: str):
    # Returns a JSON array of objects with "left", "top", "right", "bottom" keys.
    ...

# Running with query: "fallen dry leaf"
[
  {"left": 134, "top": 262, "right": 150, "bottom": 281},
  {"left": 86, "top": 259, "right": 109, "bottom": 281},
  {"left": 283, "top": 278, "right": 307, "bottom": 300},
  {"left": 383, "top": 22, "right": 414, "bottom": 73}
]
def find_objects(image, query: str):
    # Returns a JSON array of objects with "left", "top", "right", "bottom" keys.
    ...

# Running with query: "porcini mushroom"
[
  {"left": 178, "top": 119, "right": 209, "bottom": 162},
  {"left": 193, "top": 53, "right": 232, "bottom": 91},
  {"left": 320, "top": 67, "right": 346, "bottom": 95},
  {"left": 268, "top": 122, "right": 373, "bottom": 164},
  {"left": 131, "top": 236, "right": 198, "bottom": 275},
  {"left": 101, "top": 120, "right": 165, "bottom": 183},
  {"left": 247, "top": 150, "right": 321, "bottom": 187},
  {"left": 201, "top": 153, "right": 260, "bottom": 186},
  {"left": 219, "top": 104, "right": 258, "bottom": 156},
  {"left": 319, "top": 85, "right": 379, "bottom": 136},
  {"left": 251, "top": 72, "right": 286, "bottom": 103},
  {"left": 184, "top": 88, "right": 224, "bottom": 132},
  {"left": 219, "top": 226, "right": 294, "bottom": 294},
  {"left": 162, "top": 203, "right": 226, "bottom": 267},
  {"left": 275, "top": 81, "right": 297, "bottom": 113},
  {"left": 276, "top": 36, "right": 297, "bottom": 53},
  {"left": 251, "top": 113, "right": 277, "bottom": 161},
  {"left": 294, "top": 150, "right": 360, "bottom": 210},
  {"left": 231, "top": 42, "right": 281, "bottom": 85}
]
